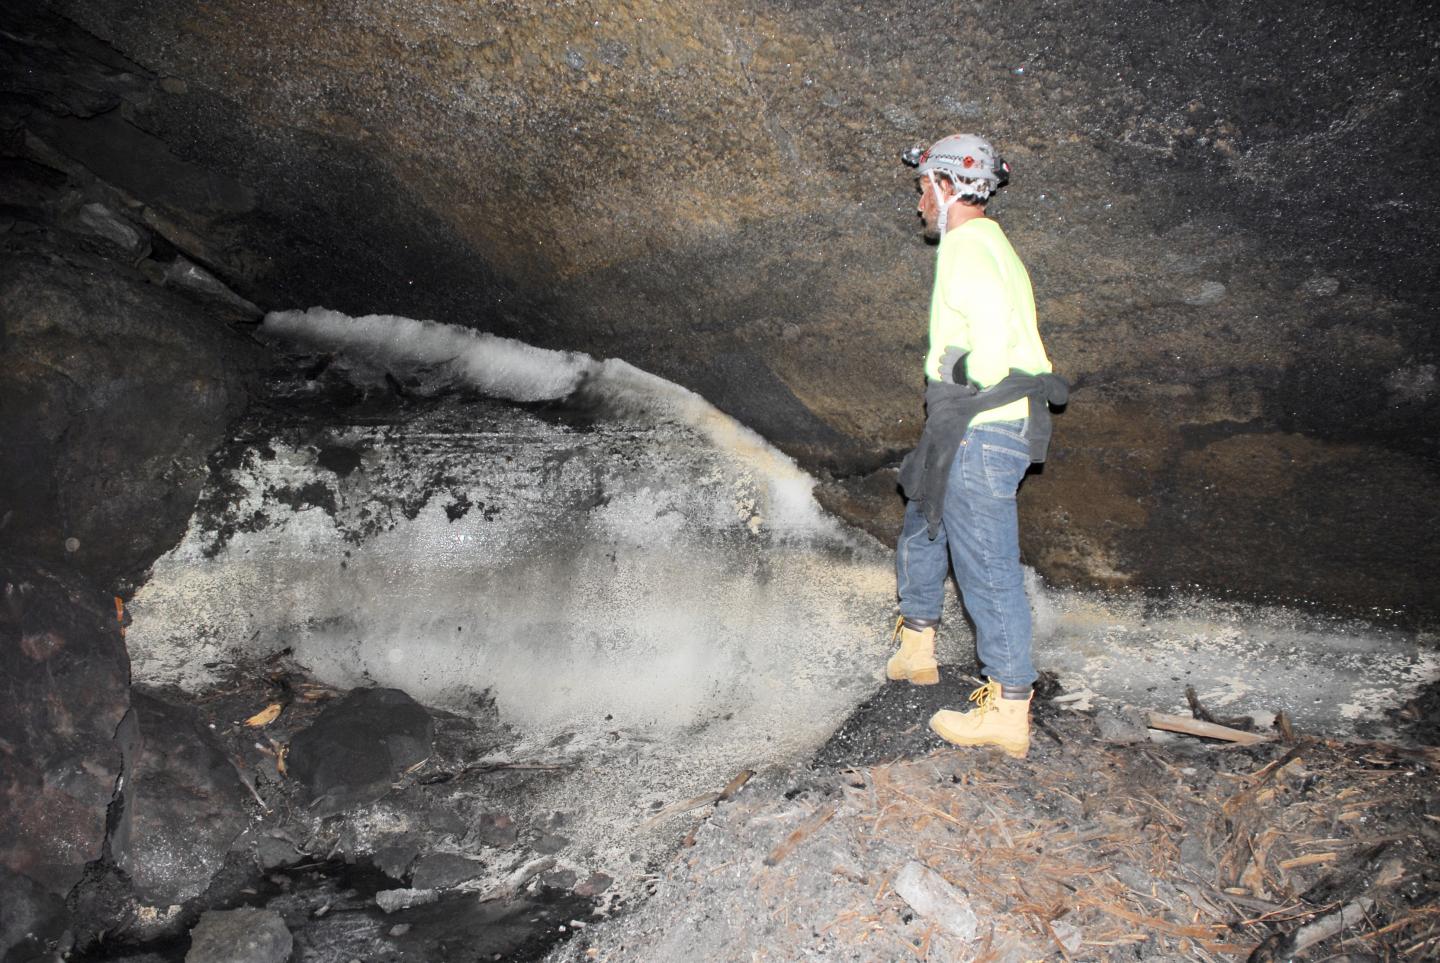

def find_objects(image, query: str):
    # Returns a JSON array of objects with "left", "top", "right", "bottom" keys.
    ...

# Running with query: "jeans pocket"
[{"left": 980, "top": 443, "right": 1029, "bottom": 498}]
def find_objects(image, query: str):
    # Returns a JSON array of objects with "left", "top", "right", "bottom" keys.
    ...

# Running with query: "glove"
[{"left": 938, "top": 345, "right": 975, "bottom": 392}]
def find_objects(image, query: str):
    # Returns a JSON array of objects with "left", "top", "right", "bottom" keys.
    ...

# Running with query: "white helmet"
[
  {"left": 901, "top": 133, "right": 1010, "bottom": 236},
  {"left": 902, "top": 133, "right": 1009, "bottom": 188}
]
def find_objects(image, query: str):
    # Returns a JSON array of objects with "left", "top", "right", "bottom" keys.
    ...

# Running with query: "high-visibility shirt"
[{"left": 925, "top": 217, "right": 1052, "bottom": 425}]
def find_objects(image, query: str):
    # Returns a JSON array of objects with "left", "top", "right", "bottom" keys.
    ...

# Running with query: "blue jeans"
[{"left": 895, "top": 419, "right": 1036, "bottom": 688}]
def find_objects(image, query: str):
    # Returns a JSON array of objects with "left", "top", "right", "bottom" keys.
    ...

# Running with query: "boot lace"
[{"left": 966, "top": 680, "right": 1000, "bottom": 713}]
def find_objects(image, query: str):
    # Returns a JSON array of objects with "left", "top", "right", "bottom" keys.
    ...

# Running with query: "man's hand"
[{"left": 938, "top": 345, "right": 973, "bottom": 388}]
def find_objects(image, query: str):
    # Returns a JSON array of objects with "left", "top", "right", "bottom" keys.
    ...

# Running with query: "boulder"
[
  {"left": 184, "top": 908, "right": 292, "bottom": 963},
  {"left": 114, "top": 690, "right": 251, "bottom": 903},
  {"left": 0, "top": 558, "right": 131, "bottom": 896},
  {"left": 0, "top": 255, "right": 265, "bottom": 590},
  {"left": 286, "top": 688, "right": 433, "bottom": 813}
]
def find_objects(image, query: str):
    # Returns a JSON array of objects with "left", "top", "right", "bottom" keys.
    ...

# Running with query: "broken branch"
[
  {"left": 764, "top": 801, "right": 838, "bottom": 867},
  {"left": 1147, "top": 712, "right": 1271, "bottom": 745}
]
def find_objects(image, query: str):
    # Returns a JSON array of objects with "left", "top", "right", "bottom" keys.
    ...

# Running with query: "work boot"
[
  {"left": 929, "top": 679, "right": 1032, "bottom": 759},
  {"left": 885, "top": 616, "right": 939, "bottom": 686}
]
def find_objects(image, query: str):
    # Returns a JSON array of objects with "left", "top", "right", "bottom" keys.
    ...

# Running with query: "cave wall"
[{"left": 5, "top": 0, "right": 1439, "bottom": 616}]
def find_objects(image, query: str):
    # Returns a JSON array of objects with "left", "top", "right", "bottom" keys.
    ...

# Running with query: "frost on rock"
[{"left": 126, "top": 308, "right": 900, "bottom": 885}]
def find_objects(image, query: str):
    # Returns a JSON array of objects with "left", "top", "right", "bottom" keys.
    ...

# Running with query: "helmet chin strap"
[{"left": 928, "top": 171, "right": 963, "bottom": 237}]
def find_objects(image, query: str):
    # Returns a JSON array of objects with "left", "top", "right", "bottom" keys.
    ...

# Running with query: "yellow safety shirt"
[{"left": 925, "top": 218, "right": 1052, "bottom": 425}]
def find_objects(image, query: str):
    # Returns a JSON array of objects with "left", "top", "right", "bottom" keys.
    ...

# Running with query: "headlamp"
[{"left": 900, "top": 145, "right": 925, "bottom": 168}]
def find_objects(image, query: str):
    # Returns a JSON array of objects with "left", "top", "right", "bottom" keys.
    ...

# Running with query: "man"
[{"left": 886, "top": 133, "right": 1067, "bottom": 759}]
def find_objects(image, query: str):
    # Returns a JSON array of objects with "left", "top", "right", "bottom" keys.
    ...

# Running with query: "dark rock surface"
[
  {"left": 0, "top": 557, "right": 130, "bottom": 896},
  {"left": 0, "top": 864, "right": 71, "bottom": 961},
  {"left": 114, "top": 691, "right": 251, "bottom": 904},
  {"left": 0, "top": 253, "right": 264, "bottom": 592},
  {"left": 369, "top": 838, "right": 420, "bottom": 882},
  {"left": 408, "top": 853, "right": 485, "bottom": 891},
  {"left": 3, "top": 0, "right": 1438, "bottom": 613},
  {"left": 183, "top": 908, "right": 292, "bottom": 963},
  {"left": 1, "top": 2, "right": 268, "bottom": 593},
  {"left": 286, "top": 688, "right": 434, "bottom": 813}
]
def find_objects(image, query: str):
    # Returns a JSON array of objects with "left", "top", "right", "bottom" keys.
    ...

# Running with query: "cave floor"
[
  {"left": 91, "top": 347, "right": 1439, "bottom": 961},
  {"left": 552, "top": 673, "right": 1440, "bottom": 962},
  {"left": 78, "top": 659, "right": 1440, "bottom": 963}
]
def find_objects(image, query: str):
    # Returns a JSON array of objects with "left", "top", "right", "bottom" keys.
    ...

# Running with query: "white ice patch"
[
  {"left": 131, "top": 309, "right": 890, "bottom": 747},
  {"left": 1042, "top": 590, "right": 1438, "bottom": 734},
  {"left": 262, "top": 308, "right": 828, "bottom": 536},
  {"left": 264, "top": 307, "right": 591, "bottom": 402}
]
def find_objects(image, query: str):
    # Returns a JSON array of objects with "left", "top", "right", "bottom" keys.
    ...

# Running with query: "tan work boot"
[
  {"left": 885, "top": 617, "right": 939, "bottom": 686},
  {"left": 929, "top": 679, "right": 1032, "bottom": 758}
]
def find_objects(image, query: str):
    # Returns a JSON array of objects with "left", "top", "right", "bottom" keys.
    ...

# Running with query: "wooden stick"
[
  {"left": 764, "top": 802, "right": 838, "bottom": 867},
  {"left": 481, "top": 855, "right": 555, "bottom": 902},
  {"left": 1287, "top": 898, "right": 1374, "bottom": 953},
  {"left": 641, "top": 791, "right": 722, "bottom": 829},
  {"left": 717, "top": 769, "right": 754, "bottom": 802},
  {"left": 1275, "top": 711, "right": 1296, "bottom": 744},
  {"left": 1277, "top": 852, "right": 1337, "bottom": 871},
  {"left": 640, "top": 769, "right": 755, "bottom": 828},
  {"left": 1147, "top": 712, "right": 1271, "bottom": 745}
]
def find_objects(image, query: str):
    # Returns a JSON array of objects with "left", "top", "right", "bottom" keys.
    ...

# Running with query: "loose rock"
[
  {"left": 475, "top": 813, "right": 517, "bottom": 848},
  {"left": 410, "top": 853, "right": 486, "bottom": 890},
  {"left": 162, "top": 257, "right": 262, "bottom": 318},
  {"left": 287, "top": 687, "right": 433, "bottom": 813},
  {"left": 73, "top": 201, "right": 147, "bottom": 255},
  {"left": 572, "top": 873, "right": 612, "bottom": 898},
  {"left": 1095, "top": 704, "right": 1151, "bottom": 744},
  {"left": 116, "top": 690, "right": 251, "bottom": 903},
  {"left": 375, "top": 888, "right": 439, "bottom": 913},
  {"left": 185, "top": 908, "right": 292, "bottom": 963},
  {"left": 891, "top": 861, "right": 979, "bottom": 942}
]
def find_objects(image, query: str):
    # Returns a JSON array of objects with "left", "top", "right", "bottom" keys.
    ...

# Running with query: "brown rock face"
[{"left": 8, "top": 0, "right": 1439, "bottom": 614}]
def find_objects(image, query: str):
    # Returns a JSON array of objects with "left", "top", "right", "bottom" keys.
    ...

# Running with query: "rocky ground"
[
  {"left": 45, "top": 664, "right": 610, "bottom": 963},
  {"left": 11, "top": 658, "right": 1435, "bottom": 962},
  {"left": 551, "top": 672, "right": 1440, "bottom": 963}
]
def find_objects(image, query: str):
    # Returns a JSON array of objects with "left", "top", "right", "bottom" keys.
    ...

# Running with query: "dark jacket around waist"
[{"left": 898, "top": 370, "right": 1070, "bottom": 539}]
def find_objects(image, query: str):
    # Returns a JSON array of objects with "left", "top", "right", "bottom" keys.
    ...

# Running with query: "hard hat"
[{"left": 901, "top": 134, "right": 1010, "bottom": 188}]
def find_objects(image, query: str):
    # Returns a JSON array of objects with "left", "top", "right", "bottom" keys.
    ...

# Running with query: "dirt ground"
[{"left": 550, "top": 672, "right": 1440, "bottom": 962}]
